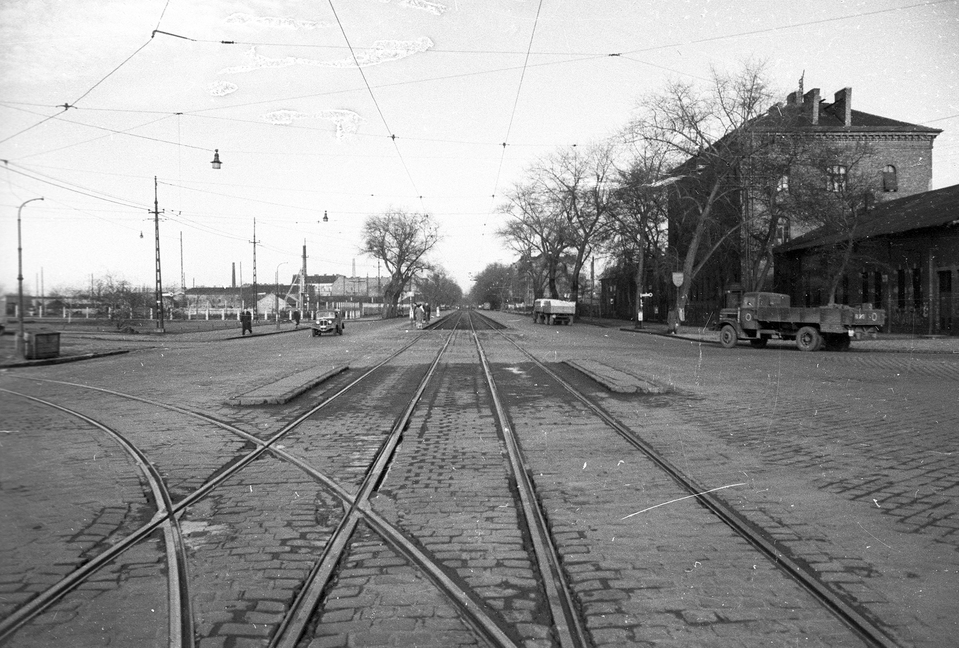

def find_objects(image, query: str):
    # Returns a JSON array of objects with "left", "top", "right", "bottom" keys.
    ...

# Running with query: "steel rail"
[
  {"left": 487, "top": 318, "right": 898, "bottom": 648},
  {"left": 468, "top": 313, "right": 591, "bottom": 648},
  {"left": 272, "top": 310, "right": 519, "bottom": 648},
  {"left": 0, "top": 389, "right": 194, "bottom": 648},
  {"left": 0, "top": 331, "right": 426, "bottom": 641},
  {"left": 16, "top": 317, "right": 520, "bottom": 647}
]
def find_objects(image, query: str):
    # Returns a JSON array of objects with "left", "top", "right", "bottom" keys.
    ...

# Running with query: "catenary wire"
[{"left": 485, "top": 0, "right": 545, "bottom": 231}]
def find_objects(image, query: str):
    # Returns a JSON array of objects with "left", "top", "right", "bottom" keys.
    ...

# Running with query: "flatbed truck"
[
  {"left": 718, "top": 291, "right": 885, "bottom": 352},
  {"left": 532, "top": 299, "right": 575, "bottom": 325}
]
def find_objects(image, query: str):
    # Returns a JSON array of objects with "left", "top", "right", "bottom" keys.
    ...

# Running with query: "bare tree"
[
  {"left": 608, "top": 150, "right": 670, "bottom": 324},
  {"left": 498, "top": 182, "right": 570, "bottom": 298},
  {"left": 626, "top": 61, "right": 777, "bottom": 327},
  {"left": 784, "top": 142, "right": 881, "bottom": 304},
  {"left": 537, "top": 142, "right": 619, "bottom": 301},
  {"left": 418, "top": 268, "right": 463, "bottom": 309},
  {"left": 469, "top": 263, "right": 515, "bottom": 309},
  {"left": 361, "top": 208, "right": 439, "bottom": 318}
]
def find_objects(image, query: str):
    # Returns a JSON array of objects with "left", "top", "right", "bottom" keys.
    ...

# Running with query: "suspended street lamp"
[{"left": 211, "top": 149, "right": 222, "bottom": 169}]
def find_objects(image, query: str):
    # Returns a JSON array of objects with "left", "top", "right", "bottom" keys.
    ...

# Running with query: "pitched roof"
[
  {"left": 752, "top": 104, "right": 941, "bottom": 134},
  {"left": 305, "top": 274, "right": 341, "bottom": 284},
  {"left": 776, "top": 184, "right": 959, "bottom": 253}
]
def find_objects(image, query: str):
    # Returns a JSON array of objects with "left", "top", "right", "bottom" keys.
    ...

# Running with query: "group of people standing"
[{"left": 412, "top": 302, "right": 431, "bottom": 329}]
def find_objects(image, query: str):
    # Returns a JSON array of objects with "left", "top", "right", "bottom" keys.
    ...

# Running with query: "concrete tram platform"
[{"left": 226, "top": 365, "right": 348, "bottom": 405}]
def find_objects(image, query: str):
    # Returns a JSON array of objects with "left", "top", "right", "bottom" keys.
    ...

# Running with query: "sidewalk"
[{"left": 614, "top": 320, "right": 959, "bottom": 354}]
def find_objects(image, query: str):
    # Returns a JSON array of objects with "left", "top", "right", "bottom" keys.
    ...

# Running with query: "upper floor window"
[
  {"left": 776, "top": 174, "right": 789, "bottom": 193},
  {"left": 882, "top": 165, "right": 898, "bottom": 192},
  {"left": 774, "top": 218, "right": 791, "bottom": 245},
  {"left": 827, "top": 165, "right": 847, "bottom": 192}
]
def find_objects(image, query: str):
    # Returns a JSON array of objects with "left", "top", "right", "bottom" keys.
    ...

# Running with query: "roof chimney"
[
  {"left": 833, "top": 87, "right": 852, "bottom": 127},
  {"left": 803, "top": 88, "right": 821, "bottom": 125}
]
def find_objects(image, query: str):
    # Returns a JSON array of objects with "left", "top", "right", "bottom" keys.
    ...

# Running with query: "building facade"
[
  {"left": 671, "top": 83, "right": 942, "bottom": 326},
  {"left": 774, "top": 184, "right": 959, "bottom": 336}
]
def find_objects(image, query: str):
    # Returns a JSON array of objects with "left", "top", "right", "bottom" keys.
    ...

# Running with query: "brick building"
[
  {"left": 775, "top": 184, "right": 959, "bottom": 335},
  {"left": 671, "top": 83, "right": 942, "bottom": 325}
]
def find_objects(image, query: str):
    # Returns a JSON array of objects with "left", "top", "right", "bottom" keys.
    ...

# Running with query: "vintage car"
[{"left": 311, "top": 309, "right": 344, "bottom": 336}]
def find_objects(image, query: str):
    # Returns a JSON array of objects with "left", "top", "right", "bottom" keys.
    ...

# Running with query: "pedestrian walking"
[
  {"left": 414, "top": 303, "right": 425, "bottom": 329},
  {"left": 242, "top": 310, "right": 253, "bottom": 335},
  {"left": 293, "top": 309, "right": 301, "bottom": 328}
]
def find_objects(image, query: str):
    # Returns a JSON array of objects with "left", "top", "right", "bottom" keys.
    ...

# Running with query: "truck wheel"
[
  {"left": 749, "top": 337, "right": 768, "bottom": 348},
  {"left": 719, "top": 325, "right": 738, "bottom": 348},
  {"left": 796, "top": 326, "right": 822, "bottom": 352}
]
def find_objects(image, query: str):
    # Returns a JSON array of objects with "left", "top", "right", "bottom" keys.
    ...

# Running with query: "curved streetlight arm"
[{"left": 17, "top": 197, "right": 45, "bottom": 357}]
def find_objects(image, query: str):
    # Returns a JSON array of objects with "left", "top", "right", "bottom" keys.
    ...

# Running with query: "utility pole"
[
  {"left": 16, "top": 197, "right": 44, "bottom": 357},
  {"left": 180, "top": 231, "right": 186, "bottom": 293},
  {"left": 250, "top": 219, "right": 260, "bottom": 322},
  {"left": 152, "top": 177, "right": 165, "bottom": 332},
  {"left": 301, "top": 240, "right": 308, "bottom": 314}
]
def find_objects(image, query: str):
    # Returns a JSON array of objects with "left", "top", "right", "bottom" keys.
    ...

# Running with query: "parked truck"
[
  {"left": 532, "top": 299, "right": 576, "bottom": 325},
  {"left": 718, "top": 290, "right": 885, "bottom": 352}
]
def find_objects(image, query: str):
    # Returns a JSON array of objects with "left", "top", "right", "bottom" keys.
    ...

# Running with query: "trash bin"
[{"left": 25, "top": 332, "right": 60, "bottom": 359}]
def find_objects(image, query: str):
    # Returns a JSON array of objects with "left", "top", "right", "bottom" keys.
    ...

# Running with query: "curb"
[
  {"left": 564, "top": 359, "right": 667, "bottom": 394},
  {"left": 0, "top": 349, "right": 131, "bottom": 369}
]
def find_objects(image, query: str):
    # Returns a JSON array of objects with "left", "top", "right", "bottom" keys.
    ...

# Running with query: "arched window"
[
  {"left": 882, "top": 164, "right": 898, "bottom": 192},
  {"left": 827, "top": 165, "right": 847, "bottom": 192},
  {"left": 776, "top": 174, "right": 789, "bottom": 193}
]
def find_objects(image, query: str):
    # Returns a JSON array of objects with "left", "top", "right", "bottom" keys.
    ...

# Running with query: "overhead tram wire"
[
  {"left": 618, "top": 0, "right": 957, "bottom": 57},
  {"left": 4, "top": 110, "right": 178, "bottom": 161},
  {"left": 0, "top": 13, "right": 203, "bottom": 149},
  {"left": 3, "top": 162, "right": 258, "bottom": 247},
  {"left": 166, "top": 0, "right": 954, "bottom": 59},
  {"left": 325, "top": 0, "right": 425, "bottom": 209},
  {"left": 3, "top": 162, "right": 147, "bottom": 212},
  {"left": 485, "top": 0, "right": 545, "bottom": 230},
  {"left": 0, "top": 35, "right": 157, "bottom": 147},
  {"left": 2, "top": 0, "right": 941, "bottom": 150}
]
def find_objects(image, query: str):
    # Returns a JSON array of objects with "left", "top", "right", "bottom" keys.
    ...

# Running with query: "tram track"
[
  {"left": 472, "top": 309, "right": 897, "bottom": 648},
  {"left": 0, "top": 389, "right": 194, "bottom": 648},
  {"left": 2, "top": 314, "right": 537, "bottom": 647},
  {"left": 0, "top": 329, "right": 434, "bottom": 645},
  {"left": 1, "top": 310, "right": 904, "bottom": 646}
]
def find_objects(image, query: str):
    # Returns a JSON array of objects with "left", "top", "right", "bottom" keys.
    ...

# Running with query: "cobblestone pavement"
[
  {"left": 485, "top": 310, "right": 959, "bottom": 647},
  {"left": 479, "top": 334, "right": 861, "bottom": 647},
  {"left": 1, "top": 313, "right": 956, "bottom": 647}
]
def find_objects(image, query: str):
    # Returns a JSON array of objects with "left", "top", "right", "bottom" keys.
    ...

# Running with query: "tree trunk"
[
  {"left": 826, "top": 238, "right": 855, "bottom": 306},
  {"left": 674, "top": 183, "right": 720, "bottom": 326}
]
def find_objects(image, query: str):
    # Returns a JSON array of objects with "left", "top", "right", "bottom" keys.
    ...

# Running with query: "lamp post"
[
  {"left": 17, "top": 197, "right": 44, "bottom": 358},
  {"left": 275, "top": 261, "right": 288, "bottom": 329}
]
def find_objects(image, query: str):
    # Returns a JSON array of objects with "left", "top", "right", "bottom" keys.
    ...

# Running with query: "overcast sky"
[{"left": 2, "top": 0, "right": 957, "bottom": 297}]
